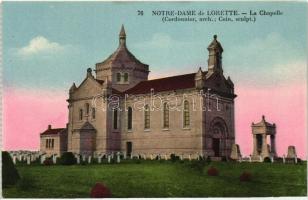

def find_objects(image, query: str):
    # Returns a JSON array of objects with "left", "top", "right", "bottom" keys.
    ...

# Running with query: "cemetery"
[
  {"left": 2, "top": 149, "right": 307, "bottom": 198},
  {"left": 3, "top": 115, "right": 306, "bottom": 197}
]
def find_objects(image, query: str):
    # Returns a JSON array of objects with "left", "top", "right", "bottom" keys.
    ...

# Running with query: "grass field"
[{"left": 2, "top": 160, "right": 307, "bottom": 198}]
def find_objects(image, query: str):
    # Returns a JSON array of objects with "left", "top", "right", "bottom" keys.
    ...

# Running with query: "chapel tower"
[
  {"left": 207, "top": 35, "right": 223, "bottom": 76},
  {"left": 95, "top": 25, "right": 150, "bottom": 92}
]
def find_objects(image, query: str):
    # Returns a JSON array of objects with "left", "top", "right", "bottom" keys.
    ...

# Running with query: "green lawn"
[{"left": 2, "top": 160, "right": 307, "bottom": 198}]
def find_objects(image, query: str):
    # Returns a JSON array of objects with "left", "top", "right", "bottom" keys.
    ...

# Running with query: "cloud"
[{"left": 17, "top": 36, "right": 65, "bottom": 57}]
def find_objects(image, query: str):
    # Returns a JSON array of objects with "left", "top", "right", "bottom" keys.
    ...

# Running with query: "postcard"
[{"left": 1, "top": 1, "right": 307, "bottom": 198}]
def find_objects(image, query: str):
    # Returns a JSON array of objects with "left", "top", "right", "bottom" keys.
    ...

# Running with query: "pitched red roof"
[
  {"left": 124, "top": 73, "right": 199, "bottom": 95},
  {"left": 112, "top": 88, "right": 122, "bottom": 94},
  {"left": 41, "top": 128, "right": 65, "bottom": 136},
  {"left": 98, "top": 45, "right": 148, "bottom": 67}
]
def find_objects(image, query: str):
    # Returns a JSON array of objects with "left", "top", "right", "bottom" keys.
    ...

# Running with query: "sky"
[{"left": 2, "top": 2, "right": 307, "bottom": 158}]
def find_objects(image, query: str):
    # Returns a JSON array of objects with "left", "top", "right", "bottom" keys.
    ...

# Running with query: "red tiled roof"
[
  {"left": 124, "top": 73, "right": 200, "bottom": 95},
  {"left": 41, "top": 128, "right": 65, "bottom": 136},
  {"left": 98, "top": 45, "right": 148, "bottom": 67},
  {"left": 112, "top": 88, "right": 122, "bottom": 94}
]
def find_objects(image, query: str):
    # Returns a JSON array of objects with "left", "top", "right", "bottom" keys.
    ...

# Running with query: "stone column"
[
  {"left": 270, "top": 135, "right": 277, "bottom": 156},
  {"left": 261, "top": 134, "right": 269, "bottom": 157},
  {"left": 252, "top": 134, "right": 258, "bottom": 156}
]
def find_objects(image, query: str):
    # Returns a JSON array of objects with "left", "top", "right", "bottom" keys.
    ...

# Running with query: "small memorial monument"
[
  {"left": 27, "top": 156, "right": 31, "bottom": 165},
  {"left": 116, "top": 152, "right": 120, "bottom": 163},
  {"left": 251, "top": 115, "right": 277, "bottom": 161},
  {"left": 107, "top": 155, "right": 111, "bottom": 163},
  {"left": 230, "top": 144, "right": 242, "bottom": 160},
  {"left": 287, "top": 146, "right": 297, "bottom": 158}
]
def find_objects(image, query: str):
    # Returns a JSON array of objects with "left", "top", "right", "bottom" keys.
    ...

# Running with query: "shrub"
[
  {"left": 190, "top": 160, "right": 206, "bottom": 173},
  {"left": 59, "top": 152, "right": 77, "bottom": 165},
  {"left": 2, "top": 151, "right": 20, "bottom": 187},
  {"left": 16, "top": 172, "right": 36, "bottom": 191},
  {"left": 198, "top": 155, "right": 205, "bottom": 161},
  {"left": 206, "top": 156, "right": 211, "bottom": 163},
  {"left": 134, "top": 159, "right": 141, "bottom": 164},
  {"left": 81, "top": 160, "right": 88, "bottom": 165},
  {"left": 228, "top": 157, "right": 237, "bottom": 162},
  {"left": 274, "top": 157, "right": 283, "bottom": 163},
  {"left": 43, "top": 159, "right": 53, "bottom": 166},
  {"left": 170, "top": 154, "right": 180, "bottom": 162},
  {"left": 56, "top": 157, "right": 61, "bottom": 164},
  {"left": 240, "top": 172, "right": 252, "bottom": 182},
  {"left": 90, "top": 182, "right": 112, "bottom": 198},
  {"left": 207, "top": 166, "right": 219, "bottom": 176},
  {"left": 263, "top": 157, "right": 271, "bottom": 163},
  {"left": 221, "top": 156, "right": 228, "bottom": 162}
]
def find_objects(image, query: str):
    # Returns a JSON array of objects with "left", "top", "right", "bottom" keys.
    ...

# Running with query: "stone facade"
[{"left": 40, "top": 26, "right": 236, "bottom": 159}]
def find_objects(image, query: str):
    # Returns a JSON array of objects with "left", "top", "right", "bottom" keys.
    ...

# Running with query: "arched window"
[
  {"left": 113, "top": 109, "right": 118, "bottom": 129},
  {"left": 46, "top": 139, "right": 48, "bottom": 148},
  {"left": 163, "top": 103, "right": 169, "bottom": 128},
  {"left": 92, "top": 108, "right": 96, "bottom": 119},
  {"left": 144, "top": 105, "right": 150, "bottom": 129},
  {"left": 127, "top": 107, "right": 132, "bottom": 130},
  {"left": 183, "top": 100, "right": 190, "bottom": 128},
  {"left": 48, "top": 139, "right": 51, "bottom": 149},
  {"left": 85, "top": 103, "right": 90, "bottom": 115},
  {"left": 51, "top": 139, "right": 54, "bottom": 148},
  {"left": 124, "top": 73, "right": 129, "bottom": 82},
  {"left": 79, "top": 109, "right": 83, "bottom": 120},
  {"left": 116, "top": 73, "right": 121, "bottom": 82}
]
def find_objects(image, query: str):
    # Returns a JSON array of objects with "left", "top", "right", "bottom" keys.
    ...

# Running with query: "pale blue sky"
[{"left": 3, "top": 2, "right": 307, "bottom": 90}]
